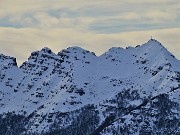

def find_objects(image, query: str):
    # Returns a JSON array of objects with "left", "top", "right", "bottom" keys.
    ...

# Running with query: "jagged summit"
[
  {"left": 41, "top": 47, "right": 52, "bottom": 54},
  {"left": 103, "top": 39, "right": 168, "bottom": 55},
  {"left": 58, "top": 46, "right": 96, "bottom": 57},
  {"left": 66, "top": 46, "right": 86, "bottom": 51},
  {"left": 24, "top": 47, "right": 58, "bottom": 62},
  {"left": 147, "top": 38, "right": 161, "bottom": 44},
  {"left": 19, "top": 47, "right": 60, "bottom": 73},
  {"left": 0, "top": 53, "right": 17, "bottom": 67},
  {"left": 143, "top": 38, "right": 166, "bottom": 50},
  {"left": 141, "top": 39, "right": 178, "bottom": 64},
  {"left": 100, "top": 39, "right": 177, "bottom": 70},
  {"left": 0, "top": 53, "right": 16, "bottom": 62},
  {"left": 105, "top": 47, "right": 124, "bottom": 53}
]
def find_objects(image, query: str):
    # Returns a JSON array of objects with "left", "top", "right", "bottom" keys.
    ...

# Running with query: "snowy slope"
[{"left": 0, "top": 39, "right": 179, "bottom": 135}]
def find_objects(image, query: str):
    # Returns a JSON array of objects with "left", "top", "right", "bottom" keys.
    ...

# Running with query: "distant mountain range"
[{"left": 0, "top": 39, "right": 179, "bottom": 135}]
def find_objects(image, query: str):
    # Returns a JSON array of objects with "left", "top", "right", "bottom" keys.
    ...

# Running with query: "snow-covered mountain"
[{"left": 0, "top": 39, "right": 179, "bottom": 135}]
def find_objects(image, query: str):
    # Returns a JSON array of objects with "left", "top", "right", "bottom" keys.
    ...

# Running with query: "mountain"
[{"left": 0, "top": 39, "right": 179, "bottom": 135}]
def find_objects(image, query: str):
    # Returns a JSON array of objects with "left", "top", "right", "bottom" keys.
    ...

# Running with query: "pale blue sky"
[{"left": 0, "top": 0, "right": 179, "bottom": 64}]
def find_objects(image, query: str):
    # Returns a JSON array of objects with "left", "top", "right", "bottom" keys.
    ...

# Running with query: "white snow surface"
[{"left": 0, "top": 39, "right": 179, "bottom": 132}]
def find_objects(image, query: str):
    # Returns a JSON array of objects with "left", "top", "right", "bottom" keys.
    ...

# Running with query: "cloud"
[
  {"left": 0, "top": 0, "right": 179, "bottom": 31},
  {"left": 145, "top": 10, "right": 177, "bottom": 22},
  {"left": 1, "top": 0, "right": 179, "bottom": 18}
]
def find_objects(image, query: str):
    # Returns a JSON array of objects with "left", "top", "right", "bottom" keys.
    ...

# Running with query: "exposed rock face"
[{"left": 0, "top": 39, "right": 179, "bottom": 135}]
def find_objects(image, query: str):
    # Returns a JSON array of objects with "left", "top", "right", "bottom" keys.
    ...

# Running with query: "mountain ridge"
[
  {"left": 0, "top": 39, "right": 179, "bottom": 135},
  {"left": 1, "top": 39, "right": 179, "bottom": 68}
]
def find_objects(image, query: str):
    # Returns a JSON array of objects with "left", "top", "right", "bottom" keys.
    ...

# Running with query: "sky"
[{"left": 0, "top": 0, "right": 179, "bottom": 65}]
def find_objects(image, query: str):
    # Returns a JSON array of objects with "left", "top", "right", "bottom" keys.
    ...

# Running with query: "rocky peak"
[
  {"left": 0, "top": 54, "right": 17, "bottom": 68},
  {"left": 27, "top": 47, "right": 57, "bottom": 61},
  {"left": 147, "top": 38, "right": 161, "bottom": 44},
  {"left": 41, "top": 47, "right": 52, "bottom": 54},
  {"left": 58, "top": 46, "right": 96, "bottom": 58},
  {"left": 142, "top": 39, "right": 173, "bottom": 56},
  {"left": 137, "top": 39, "right": 178, "bottom": 67},
  {"left": 20, "top": 48, "right": 60, "bottom": 74}
]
